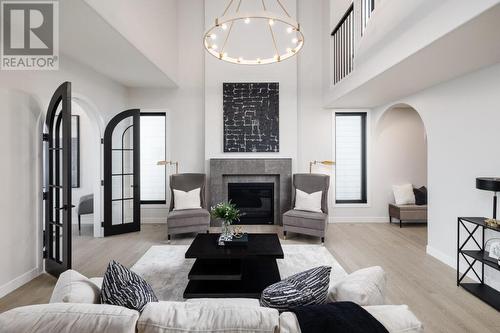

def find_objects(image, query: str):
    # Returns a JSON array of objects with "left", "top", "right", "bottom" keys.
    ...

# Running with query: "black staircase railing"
[{"left": 331, "top": 4, "right": 354, "bottom": 85}]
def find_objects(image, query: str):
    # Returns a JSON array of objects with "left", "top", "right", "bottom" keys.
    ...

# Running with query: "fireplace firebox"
[{"left": 228, "top": 183, "right": 274, "bottom": 225}]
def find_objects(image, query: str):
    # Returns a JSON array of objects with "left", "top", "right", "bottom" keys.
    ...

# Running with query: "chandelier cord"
[
  {"left": 221, "top": 0, "right": 235, "bottom": 17},
  {"left": 276, "top": 0, "right": 291, "bottom": 17},
  {"left": 261, "top": 0, "right": 280, "bottom": 60},
  {"left": 221, "top": 0, "right": 242, "bottom": 55}
]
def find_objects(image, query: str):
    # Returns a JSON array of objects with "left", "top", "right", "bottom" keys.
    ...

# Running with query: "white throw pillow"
[
  {"left": 392, "top": 184, "right": 416, "bottom": 205},
  {"left": 329, "top": 266, "right": 387, "bottom": 306},
  {"left": 49, "top": 269, "right": 101, "bottom": 304},
  {"left": 173, "top": 188, "right": 201, "bottom": 210},
  {"left": 294, "top": 189, "right": 323, "bottom": 213}
]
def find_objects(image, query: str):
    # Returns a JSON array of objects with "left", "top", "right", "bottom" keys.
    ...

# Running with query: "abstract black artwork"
[{"left": 223, "top": 82, "right": 279, "bottom": 152}]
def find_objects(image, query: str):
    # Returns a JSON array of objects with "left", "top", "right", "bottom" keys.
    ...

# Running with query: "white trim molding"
[
  {"left": 426, "top": 245, "right": 480, "bottom": 283},
  {"left": 0, "top": 267, "right": 42, "bottom": 298},
  {"left": 329, "top": 216, "right": 387, "bottom": 223}
]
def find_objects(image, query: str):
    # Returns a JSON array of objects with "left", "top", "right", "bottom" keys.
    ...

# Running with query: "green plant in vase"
[{"left": 210, "top": 201, "right": 241, "bottom": 244}]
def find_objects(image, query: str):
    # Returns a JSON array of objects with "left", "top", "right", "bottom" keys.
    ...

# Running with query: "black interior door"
[
  {"left": 44, "top": 82, "right": 72, "bottom": 277},
  {"left": 103, "top": 109, "right": 141, "bottom": 236}
]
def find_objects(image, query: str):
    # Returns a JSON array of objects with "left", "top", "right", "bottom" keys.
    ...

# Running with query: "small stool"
[{"left": 389, "top": 203, "right": 427, "bottom": 228}]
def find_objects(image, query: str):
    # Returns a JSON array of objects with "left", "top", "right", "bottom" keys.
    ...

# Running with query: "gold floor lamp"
[
  {"left": 309, "top": 160, "right": 335, "bottom": 173},
  {"left": 157, "top": 160, "right": 179, "bottom": 174}
]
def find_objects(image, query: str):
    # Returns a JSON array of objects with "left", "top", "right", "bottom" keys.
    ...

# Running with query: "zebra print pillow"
[
  {"left": 100, "top": 260, "right": 158, "bottom": 312},
  {"left": 260, "top": 266, "right": 331, "bottom": 311}
]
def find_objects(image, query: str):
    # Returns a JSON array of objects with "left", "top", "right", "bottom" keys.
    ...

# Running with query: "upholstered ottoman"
[{"left": 388, "top": 203, "right": 427, "bottom": 228}]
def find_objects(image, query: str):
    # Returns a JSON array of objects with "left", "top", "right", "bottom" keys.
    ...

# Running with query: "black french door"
[
  {"left": 44, "top": 82, "right": 72, "bottom": 277},
  {"left": 103, "top": 109, "right": 141, "bottom": 236}
]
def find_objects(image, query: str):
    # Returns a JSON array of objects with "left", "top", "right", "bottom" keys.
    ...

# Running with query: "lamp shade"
[{"left": 476, "top": 177, "right": 500, "bottom": 192}]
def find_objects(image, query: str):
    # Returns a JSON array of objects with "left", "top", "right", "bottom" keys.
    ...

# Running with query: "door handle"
[{"left": 58, "top": 205, "right": 76, "bottom": 210}]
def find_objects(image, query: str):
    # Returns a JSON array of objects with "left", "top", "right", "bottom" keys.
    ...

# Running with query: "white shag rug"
[{"left": 131, "top": 245, "right": 347, "bottom": 301}]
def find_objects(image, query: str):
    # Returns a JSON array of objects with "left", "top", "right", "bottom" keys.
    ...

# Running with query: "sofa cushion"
[
  {"left": 0, "top": 303, "right": 139, "bottom": 333},
  {"left": 186, "top": 298, "right": 261, "bottom": 307},
  {"left": 261, "top": 266, "right": 331, "bottom": 311},
  {"left": 329, "top": 266, "right": 387, "bottom": 306},
  {"left": 50, "top": 269, "right": 100, "bottom": 304},
  {"left": 137, "top": 301, "right": 279, "bottom": 333},
  {"left": 283, "top": 210, "right": 327, "bottom": 230},
  {"left": 100, "top": 260, "right": 158, "bottom": 312},
  {"left": 365, "top": 305, "right": 424, "bottom": 333},
  {"left": 279, "top": 305, "right": 423, "bottom": 333},
  {"left": 167, "top": 209, "right": 209, "bottom": 227}
]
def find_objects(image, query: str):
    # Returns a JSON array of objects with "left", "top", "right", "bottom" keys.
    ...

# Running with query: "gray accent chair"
[
  {"left": 167, "top": 173, "right": 210, "bottom": 242},
  {"left": 283, "top": 174, "right": 330, "bottom": 243},
  {"left": 77, "top": 194, "right": 94, "bottom": 236}
]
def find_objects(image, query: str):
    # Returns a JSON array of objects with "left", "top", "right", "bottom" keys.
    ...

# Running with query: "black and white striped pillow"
[
  {"left": 100, "top": 260, "right": 158, "bottom": 312},
  {"left": 260, "top": 266, "right": 331, "bottom": 311}
]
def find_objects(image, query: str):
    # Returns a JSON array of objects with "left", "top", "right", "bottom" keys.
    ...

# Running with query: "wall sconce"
[
  {"left": 309, "top": 160, "right": 335, "bottom": 173},
  {"left": 157, "top": 160, "right": 179, "bottom": 174}
]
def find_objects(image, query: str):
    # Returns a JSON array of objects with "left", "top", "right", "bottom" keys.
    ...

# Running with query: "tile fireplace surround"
[{"left": 209, "top": 159, "right": 292, "bottom": 226}]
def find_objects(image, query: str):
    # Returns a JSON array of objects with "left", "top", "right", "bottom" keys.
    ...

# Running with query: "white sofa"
[{"left": 0, "top": 268, "right": 424, "bottom": 333}]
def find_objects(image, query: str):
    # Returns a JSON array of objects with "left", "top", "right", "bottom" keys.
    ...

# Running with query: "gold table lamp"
[
  {"left": 309, "top": 160, "right": 335, "bottom": 173},
  {"left": 157, "top": 160, "right": 179, "bottom": 174}
]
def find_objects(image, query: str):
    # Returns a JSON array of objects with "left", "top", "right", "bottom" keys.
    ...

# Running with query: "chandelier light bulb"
[
  {"left": 211, "top": 44, "right": 218, "bottom": 50},
  {"left": 210, "top": 34, "right": 217, "bottom": 40},
  {"left": 244, "top": 17, "right": 250, "bottom": 24},
  {"left": 292, "top": 37, "right": 299, "bottom": 44},
  {"left": 221, "top": 23, "right": 228, "bottom": 30},
  {"left": 286, "top": 47, "right": 292, "bottom": 53},
  {"left": 269, "top": 19, "right": 275, "bottom": 26},
  {"left": 257, "top": 58, "right": 261, "bottom": 63},
  {"left": 286, "top": 27, "right": 293, "bottom": 33}
]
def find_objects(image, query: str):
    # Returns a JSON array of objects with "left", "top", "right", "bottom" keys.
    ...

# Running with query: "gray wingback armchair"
[
  {"left": 283, "top": 173, "right": 330, "bottom": 243},
  {"left": 167, "top": 173, "right": 210, "bottom": 242}
]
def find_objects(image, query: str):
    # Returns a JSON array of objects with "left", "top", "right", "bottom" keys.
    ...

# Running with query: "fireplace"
[{"left": 228, "top": 182, "right": 274, "bottom": 225}]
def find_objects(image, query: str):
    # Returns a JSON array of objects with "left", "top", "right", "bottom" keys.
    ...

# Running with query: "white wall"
[
  {"left": 0, "top": 57, "right": 128, "bottom": 297},
  {"left": 71, "top": 102, "right": 98, "bottom": 226},
  {"left": 127, "top": 0, "right": 205, "bottom": 222},
  {"left": 204, "top": 0, "right": 298, "bottom": 166},
  {"left": 372, "top": 63, "right": 500, "bottom": 290},
  {"left": 83, "top": 0, "right": 179, "bottom": 85}
]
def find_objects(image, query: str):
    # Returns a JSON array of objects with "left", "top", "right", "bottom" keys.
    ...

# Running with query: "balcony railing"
[
  {"left": 361, "top": 0, "right": 375, "bottom": 35},
  {"left": 331, "top": 3, "right": 354, "bottom": 85}
]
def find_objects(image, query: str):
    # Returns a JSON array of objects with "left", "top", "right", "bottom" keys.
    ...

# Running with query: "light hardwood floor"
[{"left": 1, "top": 223, "right": 499, "bottom": 332}]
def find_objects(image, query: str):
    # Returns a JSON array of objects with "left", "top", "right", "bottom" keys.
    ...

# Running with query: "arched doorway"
[
  {"left": 71, "top": 94, "right": 105, "bottom": 238},
  {"left": 375, "top": 104, "right": 428, "bottom": 233}
]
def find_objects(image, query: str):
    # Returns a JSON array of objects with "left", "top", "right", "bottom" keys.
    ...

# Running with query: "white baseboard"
[
  {"left": 328, "top": 216, "right": 388, "bottom": 223},
  {"left": 426, "top": 245, "right": 479, "bottom": 283},
  {"left": 0, "top": 267, "right": 42, "bottom": 298}
]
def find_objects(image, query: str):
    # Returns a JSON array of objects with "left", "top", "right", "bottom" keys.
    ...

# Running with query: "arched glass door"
[
  {"left": 44, "top": 82, "right": 72, "bottom": 277},
  {"left": 103, "top": 109, "right": 141, "bottom": 236}
]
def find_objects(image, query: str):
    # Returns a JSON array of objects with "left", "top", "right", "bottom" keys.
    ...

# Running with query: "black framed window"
[
  {"left": 140, "top": 112, "right": 166, "bottom": 204},
  {"left": 335, "top": 112, "right": 367, "bottom": 204}
]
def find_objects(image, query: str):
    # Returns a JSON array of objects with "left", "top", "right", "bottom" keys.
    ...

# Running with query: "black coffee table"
[{"left": 183, "top": 233, "right": 284, "bottom": 299}]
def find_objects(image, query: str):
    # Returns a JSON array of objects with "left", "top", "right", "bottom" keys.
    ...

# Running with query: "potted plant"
[{"left": 210, "top": 201, "right": 241, "bottom": 244}]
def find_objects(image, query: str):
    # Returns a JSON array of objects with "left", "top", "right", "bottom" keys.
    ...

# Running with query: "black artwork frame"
[
  {"left": 223, "top": 82, "right": 279, "bottom": 153},
  {"left": 71, "top": 115, "right": 80, "bottom": 188}
]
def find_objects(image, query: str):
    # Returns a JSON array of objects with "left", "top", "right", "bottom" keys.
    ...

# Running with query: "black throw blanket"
[{"left": 290, "top": 302, "right": 389, "bottom": 333}]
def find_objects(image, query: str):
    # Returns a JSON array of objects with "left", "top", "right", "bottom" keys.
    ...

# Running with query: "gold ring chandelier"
[{"left": 204, "top": 0, "right": 305, "bottom": 65}]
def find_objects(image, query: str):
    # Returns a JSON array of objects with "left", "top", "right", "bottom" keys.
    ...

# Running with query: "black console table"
[{"left": 457, "top": 217, "right": 500, "bottom": 311}]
